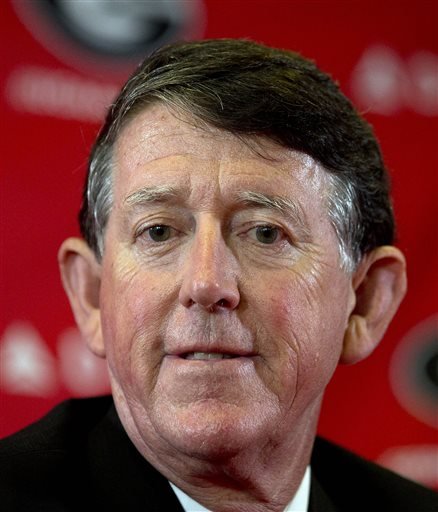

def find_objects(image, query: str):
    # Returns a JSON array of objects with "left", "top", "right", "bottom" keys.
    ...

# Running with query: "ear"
[
  {"left": 58, "top": 237, "right": 106, "bottom": 358},
  {"left": 340, "top": 245, "right": 407, "bottom": 365}
]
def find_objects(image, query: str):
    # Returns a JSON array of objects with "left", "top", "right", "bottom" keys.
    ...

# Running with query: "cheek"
[
  {"left": 99, "top": 264, "right": 173, "bottom": 392},
  {"left": 257, "top": 271, "right": 349, "bottom": 401}
]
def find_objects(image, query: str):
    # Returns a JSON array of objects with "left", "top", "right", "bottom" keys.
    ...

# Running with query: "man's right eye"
[{"left": 147, "top": 225, "right": 172, "bottom": 242}]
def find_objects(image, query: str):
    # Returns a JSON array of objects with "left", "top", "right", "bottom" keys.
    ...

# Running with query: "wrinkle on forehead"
[
  {"left": 116, "top": 104, "right": 322, "bottom": 166},
  {"left": 113, "top": 104, "right": 329, "bottom": 207}
]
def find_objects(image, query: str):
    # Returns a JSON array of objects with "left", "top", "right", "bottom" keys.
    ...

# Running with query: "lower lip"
[{"left": 159, "top": 356, "right": 258, "bottom": 399}]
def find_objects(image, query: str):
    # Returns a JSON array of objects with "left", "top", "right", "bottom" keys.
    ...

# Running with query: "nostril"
[
  {"left": 179, "top": 279, "right": 240, "bottom": 311},
  {"left": 205, "top": 299, "right": 230, "bottom": 312},
  {"left": 207, "top": 299, "right": 232, "bottom": 312}
]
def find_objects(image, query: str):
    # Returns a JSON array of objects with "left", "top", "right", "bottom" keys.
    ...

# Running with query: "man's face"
[{"left": 98, "top": 103, "right": 355, "bottom": 461}]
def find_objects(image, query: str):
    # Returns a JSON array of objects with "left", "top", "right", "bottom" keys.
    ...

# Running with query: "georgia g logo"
[{"left": 13, "top": 0, "right": 205, "bottom": 75}]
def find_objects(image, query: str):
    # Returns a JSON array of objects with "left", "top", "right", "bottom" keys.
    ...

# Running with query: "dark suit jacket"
[{"left": 0, "top": 396, "right": 436, "bottom": 511}]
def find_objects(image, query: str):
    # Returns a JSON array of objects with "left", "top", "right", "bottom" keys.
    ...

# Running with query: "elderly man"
[{"left": 1, "top": 39, "right": 436, "bottom": 511}]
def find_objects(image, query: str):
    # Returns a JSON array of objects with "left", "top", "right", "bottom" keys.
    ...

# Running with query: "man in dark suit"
[{"left": 1, "top": 39, "right": 436, "bottom": 511}]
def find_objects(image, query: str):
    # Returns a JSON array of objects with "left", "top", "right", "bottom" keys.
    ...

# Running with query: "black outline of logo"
[{"left": 390, "top": 315, "right": 438, "bottom": 428}]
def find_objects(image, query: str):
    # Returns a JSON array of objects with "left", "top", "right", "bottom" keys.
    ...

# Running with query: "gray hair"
[{"left": 80, "top": 39, "right": 395, "bottom": 273}]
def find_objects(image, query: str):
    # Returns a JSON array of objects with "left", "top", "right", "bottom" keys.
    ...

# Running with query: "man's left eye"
[
  {"left": 252, "top": 225, "right": 281, "bottom": 244},
  {"left": 148, "top": 225, "right": 172, "bottom": 242}
]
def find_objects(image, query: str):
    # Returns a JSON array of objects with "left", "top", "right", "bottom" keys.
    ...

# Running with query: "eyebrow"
[
  {"left": 236, "top": 191, "right": 311, "bottom": 238},
  {"left": 124, "top": 185, "right": 178, "bottom": 208}
]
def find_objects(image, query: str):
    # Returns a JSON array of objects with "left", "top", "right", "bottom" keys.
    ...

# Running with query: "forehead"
[{"left": 112, "top": 103, "right": 329, "bottom": 205}]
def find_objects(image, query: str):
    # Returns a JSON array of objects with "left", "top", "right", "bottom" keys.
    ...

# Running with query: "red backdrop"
[{"left": 1, "top": 0, "right": 437, "bottom": 488}]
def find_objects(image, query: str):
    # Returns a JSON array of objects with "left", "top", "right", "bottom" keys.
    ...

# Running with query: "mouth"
[
  {"left": 181, "top": 352, "right": 240, "bottom": 360},
  {"left": 162, "top": 349, "right": 257, "bottom": 378}
]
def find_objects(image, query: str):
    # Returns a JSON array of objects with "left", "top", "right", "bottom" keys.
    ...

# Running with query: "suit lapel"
[
  {"left": 85, "top": 404, "right": 184, "bottom": 512},
  {"left": 308, "top": 473, "right": 338, "bottom": 512}
]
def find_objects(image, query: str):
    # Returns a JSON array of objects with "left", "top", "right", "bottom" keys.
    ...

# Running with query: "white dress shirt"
[{"left": 170, "top": 466, "right": 311, "bottom": 512}]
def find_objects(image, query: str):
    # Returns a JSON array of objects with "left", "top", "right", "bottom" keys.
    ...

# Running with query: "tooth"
[
  {"left": 207, "top": 353, "right": 225, "bottom": 360},
  {"left": 193, "top": 352, "right": 208, "bottom": 360},
  {"left": 184, "top": 352, "right": 234, "bottom": 360},
  {"left": 185, "top": 352, "right": 208, "bottom": 360}
]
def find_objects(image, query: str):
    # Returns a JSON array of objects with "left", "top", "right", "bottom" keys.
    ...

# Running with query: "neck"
[
  {"left": 166, "top": 437, "right": 313, "bottom": 512},
  {"left": 136, "top": 406, "right": 319, "bottom": 512}
]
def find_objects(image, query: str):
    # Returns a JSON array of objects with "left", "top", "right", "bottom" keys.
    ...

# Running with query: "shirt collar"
[{"left": 170, "top": 466, "right": 311, "bottom": 512}]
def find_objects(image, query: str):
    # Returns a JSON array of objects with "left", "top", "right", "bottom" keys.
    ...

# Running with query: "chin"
[{"left": 152, "top": 399, "right": 274, "bottom": 460}]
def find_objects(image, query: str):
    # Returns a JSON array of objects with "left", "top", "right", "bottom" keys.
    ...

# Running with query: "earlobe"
[
  {"left": 58, "top": 237, "right": 106, "bottom": 358},
  {"left": 340, "top": 246, "right": 407, "bottom": 365}
]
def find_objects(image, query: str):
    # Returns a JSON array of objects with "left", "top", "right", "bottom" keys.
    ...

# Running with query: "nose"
[{"left": 178, "top": 219, "right": 240, "bottom": 312}]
